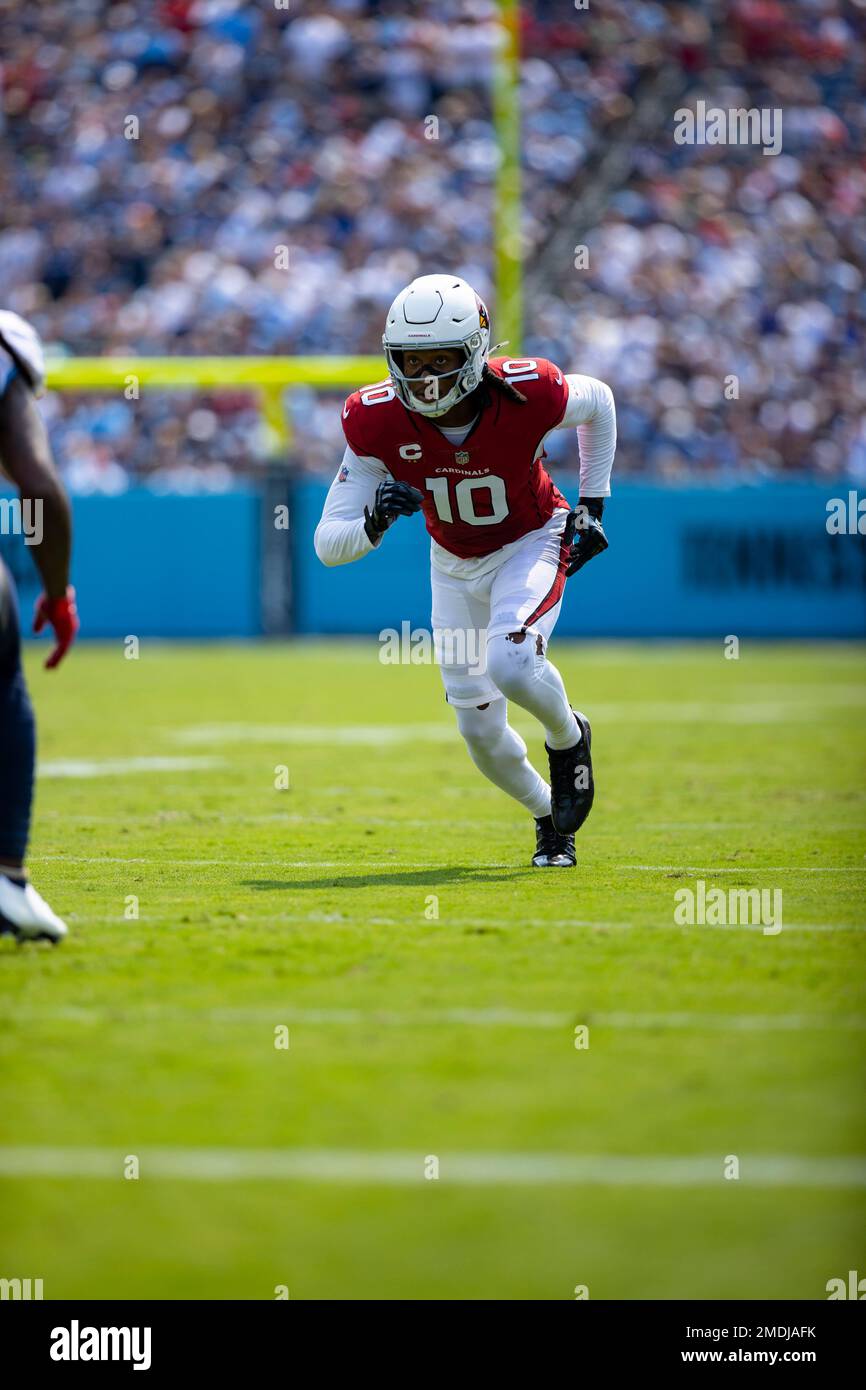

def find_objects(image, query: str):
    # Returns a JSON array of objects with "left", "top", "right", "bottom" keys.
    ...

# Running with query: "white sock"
[{"left": 544, "top": 701, "right": 579, "bottom": 750}]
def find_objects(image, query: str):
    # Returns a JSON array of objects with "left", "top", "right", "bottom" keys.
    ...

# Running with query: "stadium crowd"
[{"left": 0, "top": 0, "right": 863, "bottom": 488}]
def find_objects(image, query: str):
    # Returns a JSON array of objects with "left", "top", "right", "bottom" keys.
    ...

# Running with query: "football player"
[
  {"left": 0, "top": 310, "right": 78, "bottom": 940},
  {"left": 315, "top": 276, "right": 615, "bottom": 868}
]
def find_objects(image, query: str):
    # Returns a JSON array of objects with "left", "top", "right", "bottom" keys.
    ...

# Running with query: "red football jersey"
[{"left": 341, "top": 356, "right": 571, "bottom": 558}]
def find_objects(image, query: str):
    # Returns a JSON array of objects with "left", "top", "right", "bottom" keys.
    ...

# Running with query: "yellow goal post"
[
  {"left": 43, "top": 0, "right": 522, "bottom": 449},
  {"left": 44, "top": 356, "right": 387, "bottom": 454}
]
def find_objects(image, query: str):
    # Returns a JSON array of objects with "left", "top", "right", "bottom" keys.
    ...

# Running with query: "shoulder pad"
[
  {"left": 341, "top": 378, "right": 401, "bottom": 456},
  {"left": 0, "top": 310, "right": 46, "bottom": 397},
  {"left": 487, "top": 355, "right": 569, "bottom": 423}
]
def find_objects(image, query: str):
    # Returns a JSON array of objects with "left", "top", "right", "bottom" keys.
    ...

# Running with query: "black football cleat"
[
  {"left": 532, "top": 814, "right": 576, "bottom": 868},
  {"left": 545, "top": 710, "right": 593, "bottom": 835}
]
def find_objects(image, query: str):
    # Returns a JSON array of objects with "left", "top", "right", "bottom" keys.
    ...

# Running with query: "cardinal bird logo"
[{"left": 478, "top": 302, "right": 490, "bottom": 332}]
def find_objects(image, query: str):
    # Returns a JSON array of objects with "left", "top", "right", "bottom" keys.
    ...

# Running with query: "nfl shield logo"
[{"left": 455, "top": 451, "right": 470, "bottom": 466}]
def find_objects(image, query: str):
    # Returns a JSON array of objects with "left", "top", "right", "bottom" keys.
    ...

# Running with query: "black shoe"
[
  {"left": 532, "top": 814, "right": 576, "bottom": 868},
  {"left": 545, "top": 710, "right": 593, "bottom": 835}
]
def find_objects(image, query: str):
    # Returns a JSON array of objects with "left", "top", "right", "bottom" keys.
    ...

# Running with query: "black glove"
[
  {"left": 364, "top": 479, "right": 425, "bottom": 544},
  {"left": 563, "top": 498, "right": 608, "bottom": 577}
]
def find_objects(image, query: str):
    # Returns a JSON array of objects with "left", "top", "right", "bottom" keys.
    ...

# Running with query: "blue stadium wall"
[
  {"left": 1, "top": 489, "right": 261, "bottom": 639},
  {"left": 2, "top": 480, "right": 863, "bottom": 639},
  {"left": 293, "top": 478, "right": 865, "bottom": 639}
]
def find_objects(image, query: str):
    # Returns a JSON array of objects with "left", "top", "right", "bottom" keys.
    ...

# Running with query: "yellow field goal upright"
[
  {"left": 44, "top": 356, "right": 387, "bottom": 455},
  {"left": 44, "top": 0, "right": 522, "bottom": 448}
]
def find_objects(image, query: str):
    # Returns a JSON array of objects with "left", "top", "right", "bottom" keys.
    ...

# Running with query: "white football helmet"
[{"left": 383, "top": 274, "right": 491, "bottom": 418}]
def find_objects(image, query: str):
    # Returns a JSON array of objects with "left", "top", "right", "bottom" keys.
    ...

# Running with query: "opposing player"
[
  {"left": 0, "top": 310, "right": 78, "bottom": 940},
  {"left": 315, "top": 275, "right": 615, "bottom": 867}
]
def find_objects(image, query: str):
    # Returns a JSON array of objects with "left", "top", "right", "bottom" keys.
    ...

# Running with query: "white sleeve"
[
  {"left": 556, "top": 373, "right": 616, "bottom": 498},
  {"left": 313, "top": 446, "right": 390, "bottom": 567}
]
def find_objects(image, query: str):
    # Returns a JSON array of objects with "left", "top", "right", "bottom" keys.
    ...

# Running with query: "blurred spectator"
[{"left": 0, "top": 0, "right": 863, "bottom": 486}]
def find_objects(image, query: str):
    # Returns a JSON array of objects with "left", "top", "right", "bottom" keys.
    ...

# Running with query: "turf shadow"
[{"left": 242, "top": 868, "right": 531, "bottom": 890}]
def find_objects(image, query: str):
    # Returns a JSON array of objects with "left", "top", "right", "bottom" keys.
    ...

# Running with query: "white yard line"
[
  {"left": 5, "top": 1005, "right": 864, "bottom": 1032},
  {"left": 28, "top": 855, "right": 866, "bottom": 874},
  {"left": 53, "top": 814, "right": 337, "bottom": 825},
  {"left": 41, "top": 815, "right": 866, "bottom": 836},
  {"left": 39, "top": 757, "right": 225, "bottom": 779},
  {"left": 622, "top": 865, "right": 866, "bottom": 873},
  {"left": 637, "top": 823, "right": 866, "bottom": 832},
  {"left": 166, "top": 698, "right": 866, "bottom": 745},
  {"left": 169, "top": 723, "right": 458, "bottom": 746},
  {"left": 16, "top": 894, "right": 866, "bottom": 936},
  {"left": 29, "top": 856, "right": 520, "bottom": 870},
  {"left": 589, "top": 1010, "right": 866, "bottom": 1031},
  {"left": 0, "top": 1147, "right": 862, "bottom": 1187}
]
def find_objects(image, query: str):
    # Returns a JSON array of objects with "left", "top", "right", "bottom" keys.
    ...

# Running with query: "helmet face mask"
[{"left": 383, "top": 276, "right": 490, "bottom": 418}]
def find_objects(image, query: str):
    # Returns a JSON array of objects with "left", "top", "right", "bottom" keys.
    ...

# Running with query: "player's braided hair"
[{"left": 481, "top": 362, "right": 527, "bottom": 405}]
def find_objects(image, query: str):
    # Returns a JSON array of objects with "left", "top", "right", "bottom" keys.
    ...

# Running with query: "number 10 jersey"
[{"left": 340, "top": 356, "right": 571, "bottom": 560}]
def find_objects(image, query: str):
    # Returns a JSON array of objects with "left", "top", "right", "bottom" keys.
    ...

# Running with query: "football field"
[{"left": 1, "top": 640, "right": 865, "bottom": 1300}]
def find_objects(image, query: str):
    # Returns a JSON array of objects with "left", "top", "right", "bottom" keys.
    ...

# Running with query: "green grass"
[{"left": 1, "top": 640, "right": 865, "bottom": 1299}]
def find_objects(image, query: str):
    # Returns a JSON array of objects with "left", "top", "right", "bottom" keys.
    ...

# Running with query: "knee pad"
[
  {"left": 454, "top": 700, "right": 503, "bottom": 752},
  {"left": 486, "top": 630, "right": 540, "bottom": 701},
  {"left": 454, "top": 699, "right": 528, "bottom": 767},
  {"left": 0, "top": 560, "right": 22, "bottom": 678}
]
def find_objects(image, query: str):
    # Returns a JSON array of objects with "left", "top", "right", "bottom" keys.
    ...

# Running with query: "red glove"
[{"left": 33, "top": 586, "right": 79, "bottom": 669}]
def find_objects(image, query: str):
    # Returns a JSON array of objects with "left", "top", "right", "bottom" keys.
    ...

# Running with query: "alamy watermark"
[
  {"left": 674, "top": 101, "right": 782, "bottom": 156},
  {"left": 826, "top": 491, "right": 865, "bottom": 535},
  {"left": 674, "top": 880, "right": 782, "bottom": 935},
  {"left": 50, "top": 1321, "right": 152, "bottom": 1370},
  {"left": 826, "top": 1269, "right": 866, "bottom": 1299},
  {"left": 379, "top": 621, "right": 487, "bottom": 675},
  {"left": 0, "top": 497, "right": 43, "bottom": 545},
  {"left": 1, "top": 1276, "right": 43, "bottom": 1299}
]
